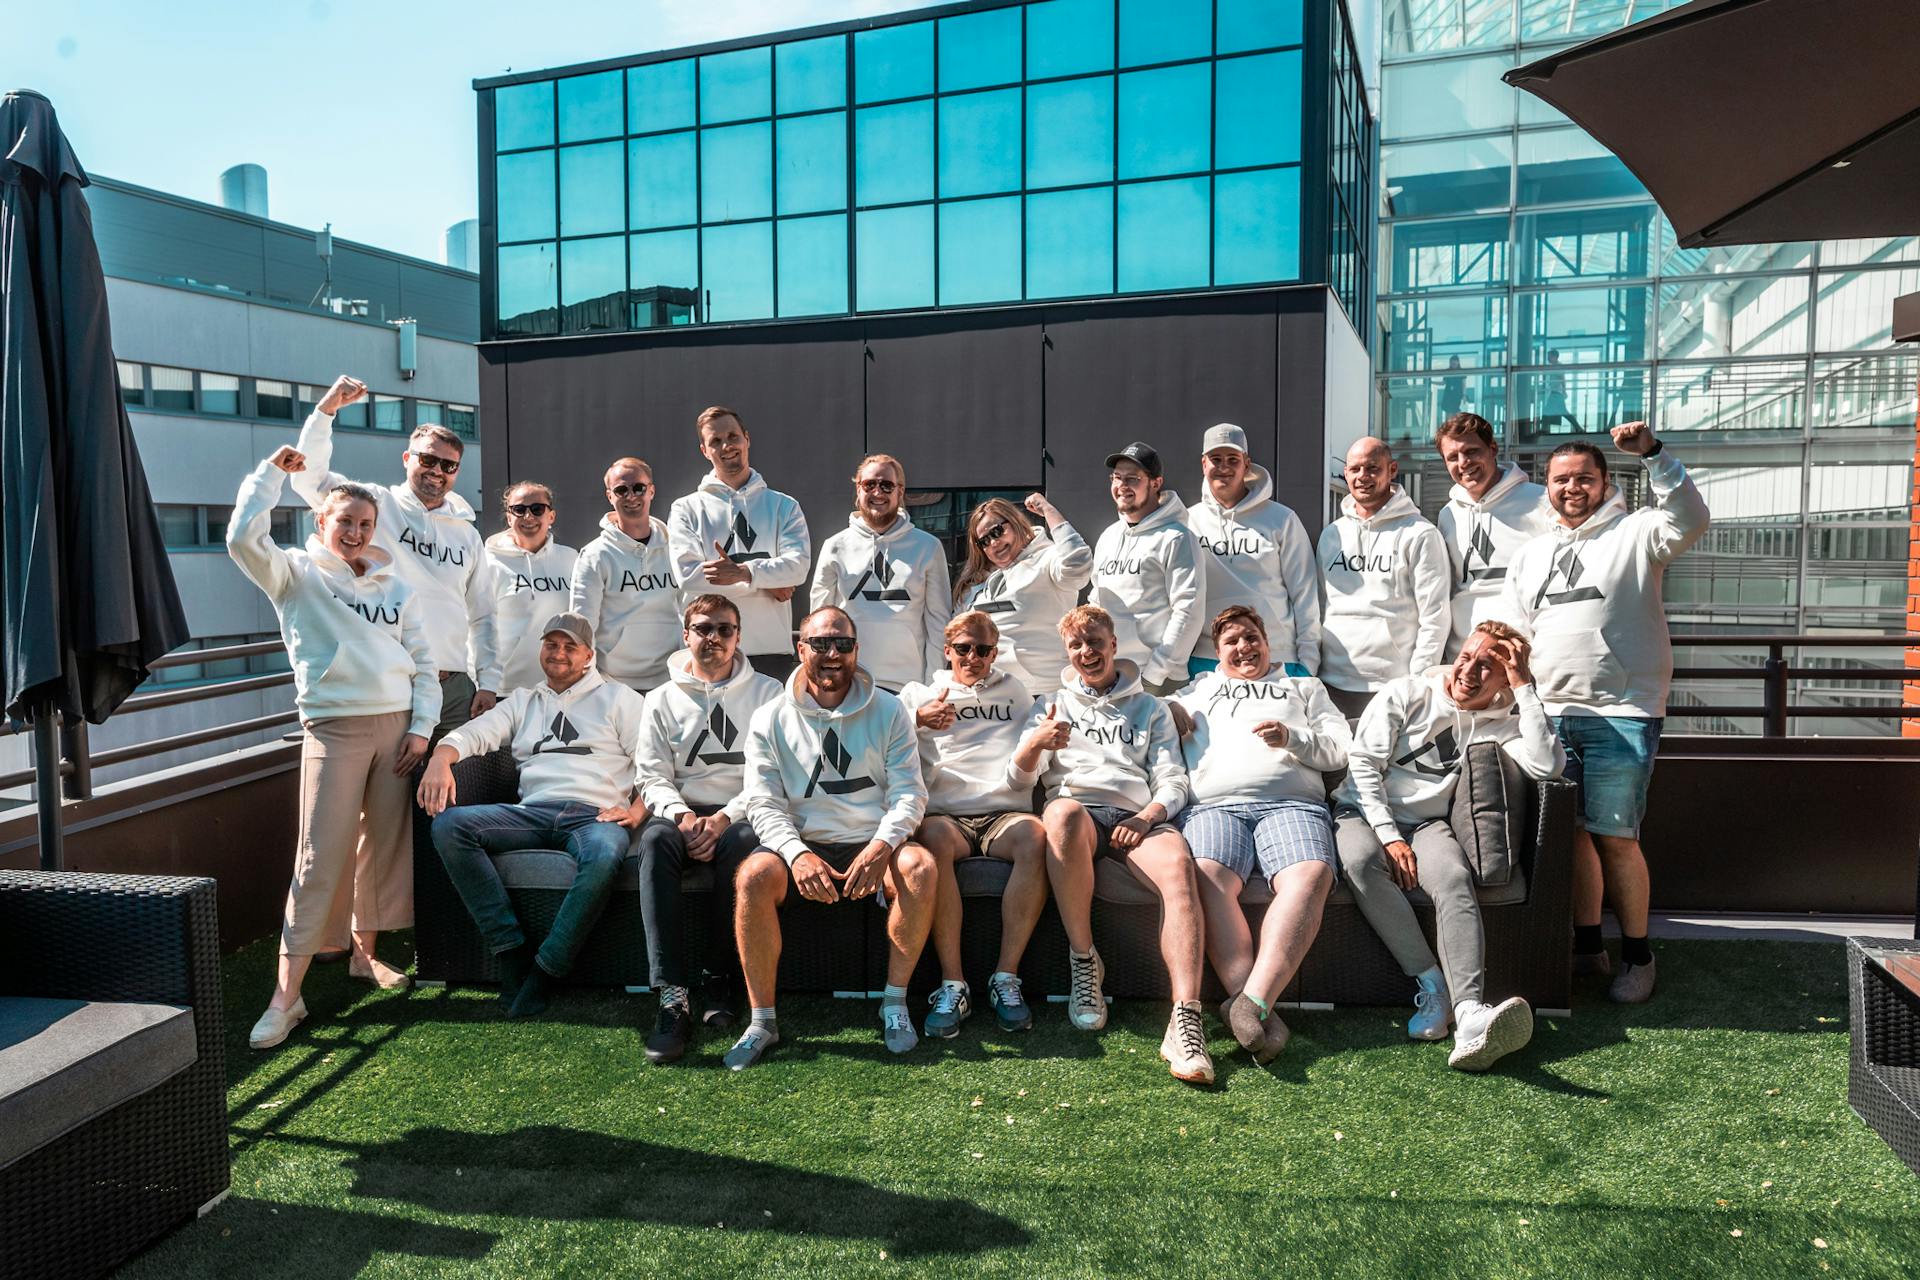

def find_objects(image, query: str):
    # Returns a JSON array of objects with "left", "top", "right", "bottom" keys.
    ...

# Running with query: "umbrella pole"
[{"left": 33, "top": 702, "right": 64, "bottom": 871}]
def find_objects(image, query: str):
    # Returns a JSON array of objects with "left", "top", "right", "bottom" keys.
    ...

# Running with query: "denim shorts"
[
  {"left": 1179, "top": 800, "right": 1336, "bottom": 885},
  {"left": 1553, "top": 714, "right": 1663, "bottom": 839},
  {"left": 1083, "top": 804, "right": 1181, "bottom": 859}
]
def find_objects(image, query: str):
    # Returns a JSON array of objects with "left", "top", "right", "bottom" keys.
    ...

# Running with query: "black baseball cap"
[{"left": 1104, "top": 442, "right": 1162, "bottom": 479}]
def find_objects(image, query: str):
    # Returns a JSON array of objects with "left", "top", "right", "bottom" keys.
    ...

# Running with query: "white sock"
[{"left": 881, "top": 983, "right": 908, "bottom": 1007}]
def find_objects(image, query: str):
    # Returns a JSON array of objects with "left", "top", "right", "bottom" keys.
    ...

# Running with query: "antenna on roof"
[{"left": 308, "top": 222, "right": 334, "bottom": 310}]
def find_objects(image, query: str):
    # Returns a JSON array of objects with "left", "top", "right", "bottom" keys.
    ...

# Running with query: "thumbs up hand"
[
  {"left": 917, "top": 686, "right": 957, "bottom": 730},
  {"left": 1026, "top": 702, "right": 1071, "bottom": 752},
  {"left": 702, "top": 538, "right": 752, "bottom": 586}
]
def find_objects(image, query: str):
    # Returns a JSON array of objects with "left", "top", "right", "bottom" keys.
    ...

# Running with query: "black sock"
[
  {"left": 1573, "top": 924, "right": 1605, "bottom": 955},
  {"left": 496, "top": 943, "right": 534, "bottom": 1001},
  {"left": 1620, "top": 935, "right": 1653, "bottom": 967},
  {"left": 509, "top": 963, "right": 553, "bottom": 1018}
]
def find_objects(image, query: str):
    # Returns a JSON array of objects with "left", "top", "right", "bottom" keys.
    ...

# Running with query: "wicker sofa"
[
  {"left": 413, "top": 746, "right": 1577, "bottom": 1012},
  {"left": 0, "top": 871, "right": 229, "bottom": 1280}
]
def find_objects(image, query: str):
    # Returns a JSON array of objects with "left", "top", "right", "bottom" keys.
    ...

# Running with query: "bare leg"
[
  {"left": 271, "top": 954, "right": 314, "bottom": 1011},
  {"left": 1194, "top": 859, "right": 1253, "bottom": 996},
  {"left": 1593, "top": 833, "right": 1651, "bottom": 937},
  {"left": 1123, "top": 832, "right": 1205, "bottom": 1004},
  {"left": 882, "top": 843, "right": 937, "bottom": 987},
  {"left": 916, "top": 817, "right": 969, "bottom": 983},
  {"left": 1244, "top": 862, "right": 1333, "bottom": 1008},
  {"left": 1042, "top": 799, "right": 1097, "bottom": 954},
  {"left": 735, "top": 852, "right": 789, "bottom": 1010},
  {"left": 991, "top": 818, "right": 1050, "bottom": 974},
  {"left": 1572, "top": 827, "right": 1605, "bottom": 929}
]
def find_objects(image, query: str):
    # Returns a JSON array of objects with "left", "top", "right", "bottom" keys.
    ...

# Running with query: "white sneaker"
[
  {"left": 1160, "top": 1002, "right": 1215, "bottom": 1085},
  {"left": 249, "top": 998, "right": 307, "bottom": 1050},
  {"left": 1408, "top": 968, "right": 1452, "bottom": 1041},
  {"left": 1448, "top": 997, "right": 1534, "bottom": 1072},
  {"left": 1067, "top": 948, "right": 1108, "bottom": 1031}
]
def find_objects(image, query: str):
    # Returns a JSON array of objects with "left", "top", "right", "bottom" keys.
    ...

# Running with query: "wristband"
[{"left": 1643, "top": 439, "right": 1664, "bottom": 458}]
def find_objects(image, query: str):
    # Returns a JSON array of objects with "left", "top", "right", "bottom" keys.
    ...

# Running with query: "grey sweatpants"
[{"left": 1333, "top": 815, "right": 1485, "bottom": 1005}]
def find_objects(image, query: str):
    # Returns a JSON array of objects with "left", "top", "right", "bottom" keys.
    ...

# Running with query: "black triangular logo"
[
  {"left": 533, "top": 709, "right": 591, "bottom": 756},
  {"left": 802, "top": 726, "right": 877, "bottom": 797},
  {"left": 722, "top": 511, "right": 769, "bottom": 562},
  {"left": 1396, "top": 725, "right": 1460, "bottom": 779}
]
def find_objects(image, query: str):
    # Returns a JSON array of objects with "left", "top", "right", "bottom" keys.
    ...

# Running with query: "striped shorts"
[{"left": 1178, "top": 799, "right": 1337, "bottom": 885}]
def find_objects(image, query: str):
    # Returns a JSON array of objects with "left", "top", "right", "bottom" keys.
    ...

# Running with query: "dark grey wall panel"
[
  {"left": 864, "top": 316, "right": 1046, "bottom": 492},
  {"left": 1275, "top": 298, "right": 1331, "bottom": 534}
]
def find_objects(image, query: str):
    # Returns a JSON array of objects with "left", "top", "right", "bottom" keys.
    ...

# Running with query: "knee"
[
  {"left": 894, "top": 843, "right": 937, "bottom": 894},
  {"left": 1297, "top": 860, "right": 1336, "bottom": 902},
  {"left": 430, "top": 810, "right": 466, "bottom": 849},
  {"left": 1002, "top": 820, "right": 1046, "bottom": 865},
  {"left": 635, "top": 821, "right": 677, "bottom": 866},
  {"left": 736, "top": 853, "right": 787, "bottom": 904},
  {"left": 1042, "top": 797, "right": 1084, "bottom": 833}
]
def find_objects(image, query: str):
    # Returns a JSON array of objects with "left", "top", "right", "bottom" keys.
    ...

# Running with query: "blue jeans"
[{"left": 431, "top": 800, "right": 629, "bottom": 978}]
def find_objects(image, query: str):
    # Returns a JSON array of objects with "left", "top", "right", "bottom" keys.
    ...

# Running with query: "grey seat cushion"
[
  {"left": 492, "top": 851, "right": 715, "bottom": 894},
  {"left": 0, "top": 996, "right": 197, "bottom": 1170},
  {"left": 1091, "top": 852, "right": 1527, "bottom": 909}
]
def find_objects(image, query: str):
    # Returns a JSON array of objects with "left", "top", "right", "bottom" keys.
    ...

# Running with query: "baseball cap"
[
  {"left": 1104, "top": 441, "right": 1163, "bottom": 480},
  {"left": 540, "top": 611, "right": 594, "bottom": 649},
  {"left": 1202, "top": 423, "right": 1249, "bottom": 455}
]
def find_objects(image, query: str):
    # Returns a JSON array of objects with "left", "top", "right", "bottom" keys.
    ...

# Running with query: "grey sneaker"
[
  {"left": 1409, "top": 969, "right": 1452, "bottom": 1040},
  {"left": 880, "top": 1001, "right": 919, "bottom": 1054},
  {"left": 988, "top": 972, "right": 1033, "bottom": 1032},
  {"left": 1067, "top": 948, "right": 1108, "bottom": 1031},
  {"left": 1160, "top": 1002, "right": 1215, "bottom": 1085},
  {"left": 723, "top": 1022, "right": 779, "bottom": 1071},
  {"left": 924, "top": 981, "right": 971, "bottom": 1038},
  {"left": 1448, "top": 997, "right": 1534, "bottom": 1072},
  {"left": 1609, "top": 956, "right": 1657, "bottom": 1004}
]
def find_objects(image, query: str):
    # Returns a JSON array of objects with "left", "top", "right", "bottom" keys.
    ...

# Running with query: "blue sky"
[{"left": 2, "top": 1, "right": 904, "bottom": 264}]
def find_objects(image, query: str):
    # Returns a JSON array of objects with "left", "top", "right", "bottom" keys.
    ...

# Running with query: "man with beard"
[{"left": 1433, "top": 413, "right": 1550, "bottom": 651}]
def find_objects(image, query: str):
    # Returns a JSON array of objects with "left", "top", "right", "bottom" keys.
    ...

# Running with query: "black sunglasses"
[
  {"left": 950, "top": 642, "right": 996, "bottom": 658},
  {"left": 974, "top": 522, "right": 1011, "bottom": 549},
  {"left": 689, "top": 621, "right": 739, "bottom": 639},
  {"left": 412, "top": 453, "right": 460, "bottom": 474},
  {"left": 506, "top": 502, "right": 551, "bottom": 517},
  {"left": 801, "top": 636, "right": 857, "bottom": 655},
  {"left": 610, "top": 482, "right": 650, "bottom": 497}
]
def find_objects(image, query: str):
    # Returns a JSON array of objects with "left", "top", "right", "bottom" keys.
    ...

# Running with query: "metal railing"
[{"left": 1671, "top": 633, "right": 1920, "bottom": 738}]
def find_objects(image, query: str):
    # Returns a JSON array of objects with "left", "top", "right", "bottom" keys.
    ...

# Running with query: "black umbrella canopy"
[
  {"left": 1505, "top": 0, "right": 1920, "bottom": 248},
  {"left": 1, "top": 89, "right": 188, "bottom": 724}
]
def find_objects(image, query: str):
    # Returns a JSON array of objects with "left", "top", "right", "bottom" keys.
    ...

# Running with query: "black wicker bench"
[{"left": 1848, "top": 935, "right": 1920, "bottom": 1178}]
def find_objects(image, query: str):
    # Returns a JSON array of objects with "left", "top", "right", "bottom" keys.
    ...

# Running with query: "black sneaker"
[
  {"left": 700, "top": 973, "right": 738, "bottom": 1032},
  {"left": 646, "top": 1002, "right": 693, "bottom": 1064}
]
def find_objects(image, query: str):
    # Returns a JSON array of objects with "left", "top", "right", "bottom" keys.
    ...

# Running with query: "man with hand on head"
[
  {"left": 420, "top": 612, "right": 648, "bottom": 1020},
  {"left": 289, "top": 374, "right": 498, "bottom": 737},
  {"left": 571, "top": 457, "right": 681, "bottom": 695},
  {"left": 727, "top": 607, "right": 935, "bottom": 1068},
  {"left": 1433, "top": 413, "right": 1550, "bottom": 651},
  {"left": 1090, "top": 442, "right": 1206, "bottom": 696}
]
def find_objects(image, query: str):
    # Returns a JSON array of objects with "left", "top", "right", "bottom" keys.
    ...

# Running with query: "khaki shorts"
[{"left": 941, "top": 811, "right": 1037, "bottom": 857}]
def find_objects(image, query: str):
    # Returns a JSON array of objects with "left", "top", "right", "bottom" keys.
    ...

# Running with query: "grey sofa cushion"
[
  {"left": 1450, "top": 741, "right": 1531, "bottom": 888},
  {"left": 0, "top": 996, "right": 197, "bottom": 1170},
  {"left": 491, "top": 851, "right": 716, "bottom": 894}
]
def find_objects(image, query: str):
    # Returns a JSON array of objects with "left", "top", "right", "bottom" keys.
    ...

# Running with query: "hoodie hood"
[
  {"left": 394, "top": 481, "right": 476, "bottom": 524},
  {"left": 485, "top": 528, "right": 560, "bottom": 557},
  {"left": 305, "top": 534, "right": 396, "bottom": 584},
  {"left": 1340, "top": 484, "right": 1421, "bottom": 526},
  {"left": 1199, "top": 464, "right": 1273, "bottom": 519},
  {"left": 667, "top": 647, "right": 758, "bottom": 694},
  {"left": 596, "top": 511, "right": 668, "bottom": 553},
  {"left": 784, "top": 665, "right": 877, "bottom": 722},
  {"left": 1060, "top": 657, "right": 1145, "bottom": 702},
  {"left": 1124, "top": 491, "right": 1191, "bottom": 536},
  {"left": 928, "top": 665, "right": 1024, "bottom": 700},
  {"left": 1448, "top": 461, "right": 1531, "bottom": 513},
  {"left": 844, "top": 510, "right": 914, "bottom": 542},
  {"left": 1425, "top": 664, "right": 1518, "bottom": 718},
  {"left": 1550, "top": 484, "right": 1631, "bottom": 543},
  {"left": 698, "top": 467, "right": 767, "bottom": 500}
]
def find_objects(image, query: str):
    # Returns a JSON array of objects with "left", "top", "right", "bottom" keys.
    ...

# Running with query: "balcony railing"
[{"left": 1670, "top": 633, "right": 1920, "bottom": 738}]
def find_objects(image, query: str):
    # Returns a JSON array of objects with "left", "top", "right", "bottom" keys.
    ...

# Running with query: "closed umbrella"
[{"left": 1, "top": 89, "right": 189, "bottom": 868}]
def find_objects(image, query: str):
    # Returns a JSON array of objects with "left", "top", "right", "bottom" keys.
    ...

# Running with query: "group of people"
[{"left": 230, "top": 373, "right": 1708, "bottom": 1087}]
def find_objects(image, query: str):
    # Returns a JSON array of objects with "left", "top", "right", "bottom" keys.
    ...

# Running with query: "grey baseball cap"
[
  {"left": 540, "top": 611, "right": 594, "bottom": 649},
  {"left": 1104, "top": 441, "right": 1163, "bottom": 479},
  {"left": 1202, "top": 423, "right": 1249, "bottom": 455}
]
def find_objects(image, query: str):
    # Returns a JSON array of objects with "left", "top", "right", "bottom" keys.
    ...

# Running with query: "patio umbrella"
[
  {"left": 1503, "top": 0, "right": 1920, "bottom": 247},
  {"left": 1, "top": 89, "right": 189, "bottom": 866}
]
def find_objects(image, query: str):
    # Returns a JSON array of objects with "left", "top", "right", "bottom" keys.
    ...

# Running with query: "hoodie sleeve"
[
  {"left": 921, "top": 545, "right": 953, "bottom": 681},
  {"left": 438, "top": 690, "right": 524, "bottom": 762},
  {"left": 1408, "top": 524, "right": 1452, "bottom": 672},
  {"left": 399, "top": 593, "right": 440, "bottom": 740},
  {"left": 665, "top": 497, "right": 711, "bottom": 591},
  {"left": 1044, "top": 521, "right": 1095, "bottom": 590},
  {"left": 1499, "top": 683, "right": 1566, "bottom": 781},
  {"left": 1284, "top": 679, "right": 1353, "bottom": 773},
  {"left": 1278, "top": 510, "right": 1323, "bottom": 673},
  {"left": 465, "top": 545, "right": 502, "bottom": 691},
  {"left": 634, "top": 690, "right": 692, "bottom": 820},
  {"left": 569, "top": 543, "right": 607, "bottom": 638},
  {"left": 1145, "top": 699, "right": 1191, "bottom": 819},
  {"left": 286, "top": 410, "right": 352, "bottom": 510},
  {"left": 226, "top": 460, "right": 295, "bottom": 603},
  {"left": 875, "top": 698, "right": 930, "bottom": 851},
  {"left": 1496, "top": 546, "right": 1537, "bottom": 637},
  {"left": 1146, "top": 529, "right": 1206, "bottom": 687},
  {"left": 742, "top": 704, "right": 807, "bottom": 863},
  {"left": 808, "top": 531, "right": 841, "bottom": 612},
  {"left": 1638, "top": 449, "right": 1710, "bottom": 564},
  {"left": 749, "top": 493, "right": 812, "bottom": 591},
  {"left": 1345, "top": 685, "right": 1408, "bottom": 846},
  {"left": 1005, "top": 696, "right": 1051, "bottom": 792}
]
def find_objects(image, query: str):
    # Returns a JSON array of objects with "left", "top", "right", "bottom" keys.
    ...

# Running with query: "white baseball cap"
[{"left": 1201, "top": 423, "right": 1249, "bottom": 455}]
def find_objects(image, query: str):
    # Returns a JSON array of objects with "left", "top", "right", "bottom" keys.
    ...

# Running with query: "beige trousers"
[{"left": 281, "top": 710, "right": 414, "bottom": 956}]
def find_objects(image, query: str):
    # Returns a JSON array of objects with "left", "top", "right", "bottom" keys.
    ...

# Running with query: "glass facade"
[
  {"left": 483, "top": 0, "right": 1367, "bottom": 339},
  {"left": 1378, "top": 0, "right": 1917, "bottom": 734}
]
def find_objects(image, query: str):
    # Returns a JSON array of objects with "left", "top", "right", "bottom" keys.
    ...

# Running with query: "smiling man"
[
  {"left": 1432, "top": 413, "right": 1551, "bottom": 651},
  {"left": 571, "top": 457, "right": 682, "bottom": 695},
  {"left": 1089, "top": 442, "right": 1206, "bottom": 696}
]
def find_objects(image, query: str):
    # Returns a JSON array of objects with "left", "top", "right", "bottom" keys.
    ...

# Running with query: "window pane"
[
  {"left": 630, "top": 60, "right": 695, "bottom": 134},
  {"left": 1215, "top": 167, "right": 1300, "bottom": 285},
  {"left": 777, "top": 113, "right": 847, "bottom": 215},
  {"left": 1118, "top": 64, "right": 1209, "bottom": 180},
  {"left": 201, "top": 373, "right": 239, "bottom": 415},
  {"left": 1118, "top": 176, "right": 1208, "bottom": 292},
  {"left": 940, "top": 8, "right": 1021, "bottom": 92},
  {"left": 777, "top": 36, "right": 846, "bottom": 114},
  {"left": 558, "top": 71, "right": 623, "bottom": 143},
  {"left": 701, "top": 123, "right": 772, "bottom": 222},
  {"left": 1027, "top": 76, "right": 1114, "bottom": 190},
  {"left": 256, "top": 379, "right": 294, "bottom": 419},
  {"left": 701, "top": 47, "right": 771, "bottom": 124},
  {"left": 777, "top": 213, "right": 848, "bottom": 317},
  {"left": 628, "top": 132, "right": 697, "bottom": 229},
  {"left": 334, "top": 397, "right": 368, "bottom": 430},
  {"left": 1216, "top": 52, "right": 1302, "bottom": 169},
  {"left": 498, "top": 242, "right": 559, "bottom": 337},
  {"left": 561, "top": 237, "right": 628, "bottom": 333},
  {"left": 1379, "top": 370, "right": 1508, "bottom": 447},
  {"left": 270, "top": 508, "right": 303, "bottom": 547},
  {"left": 1517, "top": 126, "right": 1643, "bottom": 206},
  {"left": 371, "top": 394, "right": 406, "bottom": 432},
  {"left": 855, "top": 101, "right": 933, "bottom": 206},
  {"left": 1517, "top": 204, "right": 1653, "bottom": 284},
  {"left": 1387, "top": 214, "right": 1510, "bottom": 292},
  {"left": 1520, "top": 0, "right": 1685, "bottom": 44},
  {"left": 1119, "top": 0, "right": 1211, "bottom": 67},
  {"left": 1028, "top": 0, "right": 1114, "bottom": 80},
  {"left": 559, "top": 142, "right": 624, "bottom": 237},
  {"left": 495, "top": 81, "right": 554, "bottom": 150},
  {"left": 855, "top": 22, "right": 933, "bottom": 104},
  {"left": 117, "top": 361, "right": 144, "bottom": 406},
  {"left": 415, "top": 400, "right": 444, "bottom": 426},
  {"left": 702, "top": 222, "right": 773, "bottom": 321},
  {"left": 446, "top": 404, "right": 478, "bottom": 438},
  {"left": 1219, "top": 0, "right": 1304, "bottom": 53},
  {"left": 856, "top": 205, "right": 934, "bottom": 310},
  {"left": 157, "top": 505, "right": 198, "bottom": 549},
  {"left": 1510, "top": 364, "right": 1648, "bottom": 443},
  {"left": 151, "top": 365, "right": 194, "bottom": 411},
  {"left": 1819, "top": 237, "right": 1920, "bottom": 268},
  {"left": 629, "top": 229, "right": 699, "bottom": 327},
  {"left": 1027, "top": 188, "right": 1113, "bottom": 298},
  {"left": 939, "top": 197, "right": 1022, "bottom": 305},
  {"left": 1515, "top": 285, "right": 1650, "bottom": 365},
  {"left": 939, "top": 89, "right": 1021, "bottom": 198},
  {"left": 1816, "top": 266, "right": 1920, "bottom": 353},
  {"left": 1658, "top": 275, "right": 1810, "bottom": 360},
  {"left": 497, "top": 150, "right": 556, "bottom": 242},
  {"left": 1382, "top": 134, "right": 1511, "bottom": 218},
  {"left": 1656, "top": 360, "right": 1804, "bottom": 438},
  {"left": 1812, "top": 354, "right": 1919, "bottom": 433},
  {"left": 1381, "top": 53, "right": 1514, "bottom": 142},
  {"left": 1385, "top": 0, "right": 1510, "bottom": 54},
  {"left": 1383, "top": 292, "right": 1508, "bottom": 370}
]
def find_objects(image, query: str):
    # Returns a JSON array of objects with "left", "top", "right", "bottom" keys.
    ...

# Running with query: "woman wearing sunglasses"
[
  {"left": 484, "top": 481, "right": 578, "bottom": 693},
  {"left": 952, "top": 493, "right": 1093, "bottom": 698},
  {"left": 809, "top": 454, "right": 951, "bottom": 692}
]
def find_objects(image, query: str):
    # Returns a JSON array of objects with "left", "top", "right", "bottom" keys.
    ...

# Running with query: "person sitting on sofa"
[
  {"left": 1332, "top": 621, "right": 1564, "bottom": 1072},
  {"left": 418, "top": 611, "right": 648, "bottom": 1018}
]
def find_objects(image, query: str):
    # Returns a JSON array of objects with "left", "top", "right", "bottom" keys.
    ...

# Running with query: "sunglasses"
[
  {"left": 856, "top": 479, "right": 898, "bottom": 494},
  {"left": 974, "top": 522, "right": 1011, "bottom": 549},
  {"left": 801, "top": 636, "right": 857, "bottom": 655},
  {"left": 412, "top": 453, "right": 461, "bottom": 474},
  {"left": 689, "top": 621, "right": 739, "bottom": 639},
  {"left": 950, "top": 642, "right": 996, "bottom": 658},
  {"left": 506, "top": 502, "right": 551, "bottom": 517},
  {"left": 610, "top": 482, "right": 650, "bottom": 497}
]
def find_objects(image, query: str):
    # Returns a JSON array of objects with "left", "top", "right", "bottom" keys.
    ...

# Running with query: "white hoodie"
[
  {"left": 810, "top": 512, "right": 953, "bottom": 691},
  {"left": 289, "top": 410, "right": 499, "bottom": 688},
  {"left": 1501, "top": 449, "right": 1709, "bottom": 718},
  {"left": 1316, "top": 486, "right": 1451, "bottom": 692},
  {"left": 439, "top": 667, "right": 648, "bottom": 811},
  {"left": 227, "top": 460, "right": 438, "bottom": 737},
  {"left": 897, "top": 668, "right": 1050, "bottom": 816},
  {"left": 743, "top": 670, "right": 927, "bottom": 863},
  {"left": 1170, "top": 668, "right": 1352, "bottom": 807},
  {"left": 484, "top": 531, "right": 578, "bottom": 694},
  {"left": 666, "top": 468, "right": 812, "bottom": 656},
  {"left": 571, "top": 514, "right": 681, "bottom": 692},
  {"left": 957, "top": 522, "right": 1093, "bottom": 697},
  {"left": 1090, "top": 493, "right": 1207, "bottom": 688},
  {"left": 1435, "top": 462, "right": 1552, "bottom": 650},
  {"left": 635, "top": 649, "right": 784, "bottom": 823},
  {"left": 1336, "top": 669, "right": 1565, "bottom": 845},
  {"left": 1187, "top": 466, "right": 1322, "bottom": 669},
  {"left": 1042, "top": 660, "right": 1189, "bottom": 817}
]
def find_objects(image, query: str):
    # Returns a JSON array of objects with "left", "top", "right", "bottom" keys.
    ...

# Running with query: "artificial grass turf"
[{"left": 121, "top": 936, "right": 1919, "bottom": 1280}]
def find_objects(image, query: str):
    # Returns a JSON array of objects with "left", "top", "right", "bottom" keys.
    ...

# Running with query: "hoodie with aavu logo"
[
  {"left": 437, "top": 666, "right": 649, "bottom": 812},
  {"left": 897, "top": 667, "right": 1050, "bottom": 816},
  {"left": 484, "top": 531, "right": 578, "bottom": 693},
  {"left": 571, "top": 513, "right": 681, "bottom": 692},
  {"left": 666, "top": 468, "right": 812, "bottom": 656},
  {"left": 957, "top": 522, "right": 1093, "bottom": 697},
  {"left": 810, "top": 511, "right": 952, "bottom": 692},
  {"left": 1041, "top": 660, "right": 1189, "bottom": 816},
  {"left": 1315, "top": 485, "right": 1451, "bottom": 693},
  {"left": 636, "top": 649, "right": 783, "bottom": 823},
  {"left": 1435, "top": 462, "right": 1551, "bottom": 650},
  {"left": 1187, "top": 465, "right": 1322, "bottom": 669},
  {"left": 1090, "top": 493, "right": 1207, "bottom": 688},
  {"left": 1170, "top": 667, "right": 1351, "bottom": 807}
]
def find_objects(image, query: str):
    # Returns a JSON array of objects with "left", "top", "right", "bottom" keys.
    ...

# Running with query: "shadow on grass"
[{"left": 123, "top": 1196, "right": 494, "bottom": 1279}]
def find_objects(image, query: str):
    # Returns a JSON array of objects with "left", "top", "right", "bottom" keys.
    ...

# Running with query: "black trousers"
[{"left": 635, "top": 811, "right": 759, "bottom": 988}]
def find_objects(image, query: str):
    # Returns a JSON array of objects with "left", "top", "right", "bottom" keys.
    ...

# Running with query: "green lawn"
[{"left": 123, "top": 937, "right": 1920, "bottom": 1279}]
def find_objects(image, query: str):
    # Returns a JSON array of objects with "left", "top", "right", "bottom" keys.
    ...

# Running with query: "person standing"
[
  {"left": 1432, "top": 413, "right": 1551, "bottom": 652},
  {"left": 952, "top": 493, "right": 1093, "bottom": 698},
  {"left": 571, "top": 457, "right": 681, "bottom": 695},
  {"left": 229, "top": 446, "right": 437, "bottom": 1049},
  {"left": 1503, "top": 422, "right": 1709, "bottom": 1003},
  {"left": 666, "top": 406, "right": 812, "bottom": 682},
  {"left": 1186, "top": 423, "right": 1320, "bottom": 677},
  {"left": 1089, "top": 442, "right": 1206, "bottom": 697},
  {"left": 810, "top": 454, "right": 951, "bottom": 693},
  {"left": 1316, "top": 437, "right": 1450, "bottom": 718},
  {"left": 289, "top": 375, "right": 499, "bottom": 738},
  {"left": 485, "top": 481, "right": 577, "bottom": 694}
]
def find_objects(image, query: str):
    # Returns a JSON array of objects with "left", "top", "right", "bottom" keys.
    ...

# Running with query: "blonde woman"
[
  {"left": 485, "top": 480, "right": 577, "bottom": 693},
  {"left": 809, "top": 454, "right": 951, "bottom": 691},
  {"left": 952, "top": 493, "right": 1092, "bottom": 698},
  {"left": 228, "top": 445, "right": 438, "bottom": 1050}
]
